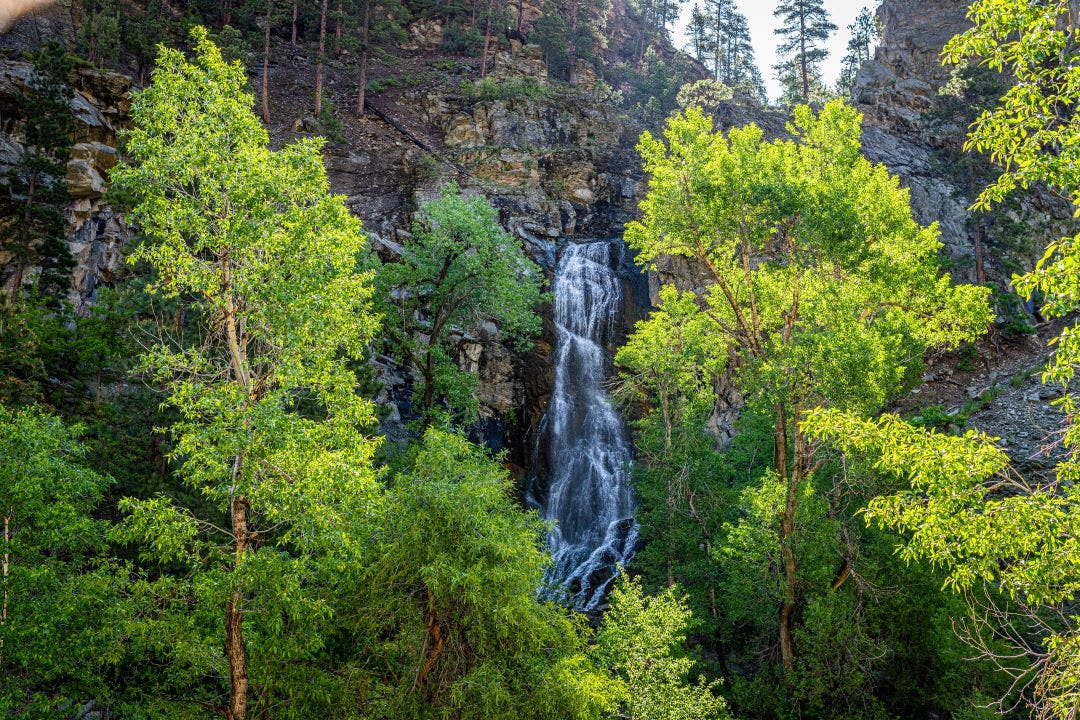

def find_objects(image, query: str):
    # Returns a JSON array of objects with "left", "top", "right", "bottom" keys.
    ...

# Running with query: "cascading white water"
[{"left": 539, "top": 241, "right": 637, "bottom": 610}]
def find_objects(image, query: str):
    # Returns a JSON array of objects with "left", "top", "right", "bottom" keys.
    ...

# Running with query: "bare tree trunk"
[
  {"left": 775, "top": 404, "right": 796, "bottom": 690},
  {"left": 333, "top": 0, "right": 343, "bottom": 56},
  {"left": 2, "top": 514, "right": 9, "bottom": 626},
  {"left": 222, "top": 0, "right": 233, "bottom": 27},
  {"left": 226, "top": 494, "right": 249, "bottom": 720},
  {"left": 567, "top": 0, "right": 579, "bottom": 83},
  {"left": 974, "top": 223, "right": 986, "bottom": 284},
  {"left": 356, "top": 0, "right": 371, "bottom": 116},
  {"left": 799, "top": 8, "right": 809, "bottom": 101},
  {"left": 479, "top": 0, "right": 495, "bottom": 77},
  {"left": 314, "top": 0, "right": 329, "bottom": 117},
  {"left": 515, "top": 0, "right": 524, "bottom": 33},
  {"left": 291, "top": 1, "right": 298, "bottom": 47},
  {"left": 261, "top": 0, "right": 272, "bottom": 124}
]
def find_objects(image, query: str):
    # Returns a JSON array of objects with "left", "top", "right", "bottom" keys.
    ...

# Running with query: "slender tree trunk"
[
  {"left": 333, "top": 0, "right": 343, "bottom": 56},
  {"left": 291, "top": 1, "right": 298, "bottom": 47},
  {"left": 314, "top": 0, "right": 329, "bottom": 117},
  {"left": 222, "top": 254, "right": 251, "bottom": 720},
  {"left": 974, "top": 224, "right": 986, "bottom": 284},
  {"left": 226, "top": 493, "right": 250, "bottom": 720},
  {"left": 2, "top": 514, "right": 9, "bottom": 626},
  {"left": 636, "top": 0, "right": 649, "bottom": 64},
  {"left": 356, "top": 0, "right": 371, "bottom": 116},
  {"left": 712, "top": 9, "right": 721, "bottom": 81},
  {"left": 660, "top": 389, "right": 675, "bottom": 587},
  {"left": 567, "top": 0, "right": 579, "bottom": 83},
  {"left": 480, "top": 0, "right": 495, "bottom": 77},
  {"left": 775, "top": 403, "right": 797, "bottom": 689},
  {"left": 799, "top": 8, "right": 809, "bottom": 101},
  {"left": 515, "top": 0, "right": 524, "bottom": 33},
  {"left": 261, "top": 0, "right": 272, "bottom": 124}
]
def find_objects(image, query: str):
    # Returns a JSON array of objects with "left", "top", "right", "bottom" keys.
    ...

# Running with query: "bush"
[
  {"left": 318, "top": 95, "right": 345, "bottom": 143},
  {"left": 462, "top": 76, "right": 552, "bottom": 104},
  {"left": 676, "top": 79, "right": 734, "bottom": 112},
  {"left": 441, "top": 23, "right": 481, "bottom": 54}
]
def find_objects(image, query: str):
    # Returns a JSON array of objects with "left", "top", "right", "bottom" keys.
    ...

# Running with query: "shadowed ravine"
[{"left": 537, "top": 241, "right": 637, "bottom": 610}]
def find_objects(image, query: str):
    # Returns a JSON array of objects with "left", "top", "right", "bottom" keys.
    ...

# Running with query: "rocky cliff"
[{"left": 4, "top": 0, "right": 1072, "bottom": 475}]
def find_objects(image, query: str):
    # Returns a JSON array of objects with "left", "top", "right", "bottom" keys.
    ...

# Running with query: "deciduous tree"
[
  {"left": 625, "top": 101, "right": 991, "bottom": 688},
  {"left": 110, "top": 28, "right": 382, "bottom": 720}
]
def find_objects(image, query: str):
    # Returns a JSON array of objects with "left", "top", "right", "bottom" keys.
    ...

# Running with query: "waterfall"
[{"left": 538, "top": 240, "right": 637, "bottom": 611}]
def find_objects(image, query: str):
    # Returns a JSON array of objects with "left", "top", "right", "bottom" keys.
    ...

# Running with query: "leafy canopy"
[
  {"left": 626, "top": 101, "right": 991, "bottom": 417},
  {"left": 108, "top": 27, "right": 382, "bottom": 718},
  {"left": 378, "top": 182, "right": 546, "bottom": 422}
]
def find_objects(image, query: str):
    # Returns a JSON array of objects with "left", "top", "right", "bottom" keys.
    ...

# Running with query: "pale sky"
[{"left": 674, "top": 0, "right": 880, "bottom": 102}]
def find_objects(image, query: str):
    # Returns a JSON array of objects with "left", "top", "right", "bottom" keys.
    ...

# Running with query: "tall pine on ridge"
[{"left": 773, "top": 0, "right": 835, "bottom": 103}]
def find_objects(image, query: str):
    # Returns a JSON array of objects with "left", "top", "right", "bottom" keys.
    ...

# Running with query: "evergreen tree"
[
  {"left": 110, "top": 29, "right": 382, "bottom": 720},
  {"left": 836, "top": 7, "right": 877, "bottom": 97},
  {"left": 691, "top": 0, "right": 763, "bottom": 99},
  {"left": 534, "top": 0, "right": 609, "bottom": 82},
  {"left": 0, "top": 42, "right": 75, "bottom": 304},
  {"left": 686, "top": 4, "right": 710, "bottom": 65},
  {"left": 772, "top": 0, "right": 835, "bottom": 103},
  {"left": 351, "top": 428, "right": 623, "bottom": 719}
]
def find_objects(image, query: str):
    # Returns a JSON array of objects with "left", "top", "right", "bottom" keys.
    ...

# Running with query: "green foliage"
[
  {"left": 317, "top": 93, "right": 346, "bottom": 142},
  {"left": 441, "top": 22, "right": 482, "bottom": 53},
  {"left": 836, "top": 7, "right": 877, "bottom": 97},
  {"left": 689, "top": 0, "right": 765, "bottom": 100},
  {"left": 377, "top": 182, "right": 547, "bottom": 424},
  {"left": 352, "top": 428, "right": 621, "bottom": 720},
  {"left": 621, "top": 101, "right": 992, "bottom": 713},
  {"left": 802, "top": 407, "right": 1080, "bottom": 718},
  {"left": 675, "top": 79, "right": 734, "bottom": 112},
  {"left": 462, "top": 76, "right": 553, "bottom": 104},
  {"left": 0, "top": 41, "right": 76, "bottom": 301},
  {"left": 594, "top": 575, "right": 729, "bottom": 720},
  {"left": 533, "top": 0, "right": 610, "bottom": 81},
  {"left": 108, "top": 28, "right": 383, "bottom": 717},
  {"left": 628, "top": 102, "right": 991, "bottom": 418},
  {"left": 0, "top": 405, "right": 114, "bottom": 718},
  {"left": 772, "top": 0, "right": 836, "bottom": 103}
]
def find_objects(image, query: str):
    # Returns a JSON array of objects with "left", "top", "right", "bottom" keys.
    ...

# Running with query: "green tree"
[
  {"left": 594, "top": 575, "right": 729, "bottom": 720},
  {"left": 942, "top": 0, "right": 1080, "bottom": 467},
  {"left": 802, "top": 409, "right": 1079, "bottom": 719},
  {"left": 772, "top": 0, "right": 835, "bottom": 103},
  {"left": 0, "top": 405, "right": 114, "bottom": 718},
  {"left": 534, "top": 0, "right": 610, "bottom": 82},
  {"left": 109, "top": 28, "right": 382, "bottom": 720},
  {"left": 624, "top": 101, "right": 991, "bottom": 689},
  {"left": 0, "top": 41, "right": 76, "bottom": 303},
  {"left": 377, "top": 183, "right": 546, "bottom": 424},
  {"left": 350, "top": 427, "right": 621, "bottom": 719},
  {"left": 836, "top": 7, "right": 877, "bottom": 97}
]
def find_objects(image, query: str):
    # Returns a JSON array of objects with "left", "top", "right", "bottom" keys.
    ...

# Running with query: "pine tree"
[
  {"left": 0, "top": 42, "right": 76, "bottom": 304},
  {"left": 692, "top": 0, "right": 762, "bottom": 98},
  {"left": 686, "top": 3, "right": 710, "bottom": 65},
  {"left": 636, "top": 0, "right": 683, "bottom": 64},
  {"left": 534, "top": 0, "right": 609, "bottom": 82},
  {"left": 837, "top": 6, "right": 877, "bottom": 97},
  {"left": 772, "top": 0, "right": 835, "bottom": 103}
]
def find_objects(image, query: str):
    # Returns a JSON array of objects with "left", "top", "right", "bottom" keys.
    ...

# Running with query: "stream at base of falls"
[{"left": 535, "top": 240, "right": 637, "bottom": 611}]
